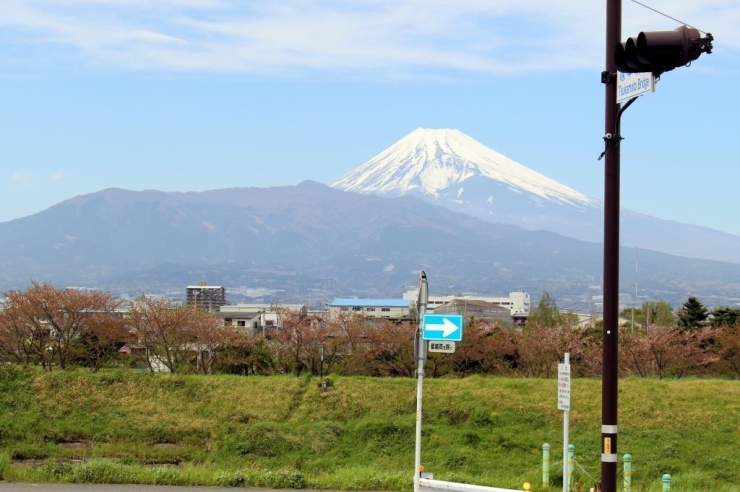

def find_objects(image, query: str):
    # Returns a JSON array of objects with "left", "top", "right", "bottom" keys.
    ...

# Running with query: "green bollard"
[
  {"left": 568, "top": 444, "right": 575, "bottom": 492},
  {"left": 623, "top": 454, "right": 632, "bottom": 492},
  {"left": 542, "top": 443, "right": 550, "bottom": 487},
  {"left": 662, "top": 474, "right": 671, "bottom": 492}
]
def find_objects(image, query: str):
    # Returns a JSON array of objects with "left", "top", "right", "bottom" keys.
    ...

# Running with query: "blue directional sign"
[{"left": 422, "top": 314, "right": 463, "bottom": 342}]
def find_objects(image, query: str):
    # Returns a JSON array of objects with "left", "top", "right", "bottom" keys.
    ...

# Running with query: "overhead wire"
[{"left": 629, "top": 0, "right": 707, "bottom": 34}]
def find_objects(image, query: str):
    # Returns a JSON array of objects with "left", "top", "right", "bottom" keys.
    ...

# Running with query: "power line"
[{"left": 630, "top": 0, "right": 707, "bottom": 34}]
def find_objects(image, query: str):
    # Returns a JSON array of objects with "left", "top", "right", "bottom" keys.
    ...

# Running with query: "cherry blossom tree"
[{"left": 0, "top": 281, "right": 122, "bottom": 370}]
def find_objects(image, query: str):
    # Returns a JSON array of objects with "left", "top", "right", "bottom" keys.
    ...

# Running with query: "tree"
[
  {"left": 619, "top": 324, "right": 717, "bottom": 378},
  {"left": 620, "top": 306, "right": 646, "bottom": 330},
  {"left": 185, "top": 305, "right": 238, "bottom": 375},
  {"left": 268, "top": 307, "right": 312, "bottom": 376},
  {"left": 715, "top": 323, "right": 740, "bottom": 377},
  {"left": 518, "top": 318, "right": 586, "bottom": 378},
  {"left": 644, "top": 301, "right": 675, "bottom": 327},
  {"left": 0, "top": 281, "right": 122, "bottom": 370},
  {"left": 73, "top": 311, "right": 132, "bottom": 372},
  {"left": 217, "top": 335, "right": 272, "bottom": 375},
  {"left": 527, "top": 291, "right": 561, "bottom": 328},
  {"left": 0, "top": 290, "right": 51, "bottom": 368},
  {"left": 709, "top": 306, "right": 740, "bottom": 327},
  {"left": 451, "top": 319, "right": 518, "bottom": 376},
  {"left": 620, "top": 325, "right": 682, "bottom": 378},
  {"left": 527, "top": 291, "right": 578, "bottom": 329},
  {"left": 126, "top": 295, "right": 192, "bottom": 373},
  {"left": 621, "top": 301, "right": 675, "bottom": 330},
  {"left": 294, "top": 313, "right": 336, "bottom": 377},
  {"left": 361, "top": 320, "right": 415, "bottom": 377},
  {"left": 678, "top": 296, "right": 708, "bottom": 330},
  {"left": 329, "top": 312, "right": 370, "bottom": 375}
]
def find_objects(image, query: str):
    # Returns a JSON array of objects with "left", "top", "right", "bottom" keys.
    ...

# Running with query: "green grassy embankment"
[{"left": 0, "top": 366, "right": 738, "bottom": 491}]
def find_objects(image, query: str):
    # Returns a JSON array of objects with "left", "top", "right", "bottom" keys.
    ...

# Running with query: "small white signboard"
[
  {"left": 617, "top": 71, "right": 655, "bottom": 103},
  {"left": 428, "top": 341, "right": 456, "bottom": 353},
  {"left": 557, "top": 363, "right": 571, "bottom": 411}
]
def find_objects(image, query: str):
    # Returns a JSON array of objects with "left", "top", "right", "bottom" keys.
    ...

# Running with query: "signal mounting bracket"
[
  {"left": 601, "top": 71, "right": 617, "bottom": 84},
  {"left": 598, "top": 96, "right": 638, "bottom": 161}
]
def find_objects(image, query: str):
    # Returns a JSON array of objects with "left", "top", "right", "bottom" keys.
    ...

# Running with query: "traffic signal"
[{"left": 615, "top": 25, "right": 713, "bottom": 75}]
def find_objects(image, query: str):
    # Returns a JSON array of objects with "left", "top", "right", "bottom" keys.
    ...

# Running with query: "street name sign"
[
  {"left": 616, "top": 71, "right": 654, "bottom": 103},
  {"left": 557, "top": 362, "right": 571, "bottom": 411},
  {"left": 422, "top": 314, "right": 463, "bottom": 342},
  {"left": 428, "top": 341, "right": 456, "bottom": 353}
]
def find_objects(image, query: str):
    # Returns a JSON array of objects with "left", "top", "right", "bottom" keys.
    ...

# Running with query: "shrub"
[
  {"left": 262, "top": 469, "right": 307, "bottom": 489},
  {"left": 72, "top": 459, "right": 136, "bottom": 484},
  {"left": 0, "top": 452, "right": 13, "bottom": 480},
  {"left": 214, "top": 470, "right": 247, "bottom": 487},
  {"left": 152, "top": 466, "right": 185, "bottom": 485},
  {"left": 39, "top": 459, "right": 73, "bottom": 480}
]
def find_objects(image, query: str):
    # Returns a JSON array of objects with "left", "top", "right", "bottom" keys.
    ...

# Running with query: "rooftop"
[{"left": 330, "top": 298, "right": 412, "bottom": 308}]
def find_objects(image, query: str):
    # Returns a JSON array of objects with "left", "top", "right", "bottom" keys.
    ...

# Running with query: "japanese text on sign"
[
  {"left": 557, "top": 363, "right": 571, "bottom": 411},
  {"left": 428, "top": 341, "right": 456, "bottom": 353}
]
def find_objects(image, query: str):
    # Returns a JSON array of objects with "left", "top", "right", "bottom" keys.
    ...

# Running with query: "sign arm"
[{"left": 599, "top": 95, "right": 639, "bottom": 161}]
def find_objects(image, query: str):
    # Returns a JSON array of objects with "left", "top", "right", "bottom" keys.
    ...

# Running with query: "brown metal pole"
[{"left": 602, "top": 1, "right": 621, "bottom": 491}]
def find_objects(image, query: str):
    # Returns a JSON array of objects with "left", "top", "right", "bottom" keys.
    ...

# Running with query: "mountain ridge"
[
  {"left": 331, "top": 128, "right": 740, "bottom": 264},
  {"left": 2, "top": 182, "right": 740, "bottom": 309}
]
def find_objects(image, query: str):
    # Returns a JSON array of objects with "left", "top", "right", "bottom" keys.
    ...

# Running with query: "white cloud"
[
  {"left": 12, "top": 172, "right": 35, "bottom": 187},
  {"left": 52, "top": 171, "right": 67, "bottom": 180},
  {"left": 0, "top": 0, "right": 736, "bottom": 77}
]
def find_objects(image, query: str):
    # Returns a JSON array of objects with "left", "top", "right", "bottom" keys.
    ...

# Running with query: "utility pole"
[
  {"left": 601, "top": 3, "right": 621, "bottom": 491},
  {"left": 602, "top": 2, "right": 713, "bottom": 490}
]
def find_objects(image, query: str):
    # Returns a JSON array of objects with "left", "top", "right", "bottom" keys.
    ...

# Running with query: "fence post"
[
  {"left": 662, "top": 474, "right": 671, "bottom": 492},
  {"left": 542, "top": 443, "right": 550, "bottom": 487},
  {"left": 567, "top": 444, "right": 575, "bottom": 492},
  {"left": 622, "top": 454, "right": 631, "bottom": 492}
]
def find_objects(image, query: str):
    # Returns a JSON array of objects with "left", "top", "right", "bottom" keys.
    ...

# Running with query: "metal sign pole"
[
  {"left": 562, "top": 353, "right": 570, "bottom": 492},
  {"left": 414, "top": 271, "right": 428, "bottom": 492}
]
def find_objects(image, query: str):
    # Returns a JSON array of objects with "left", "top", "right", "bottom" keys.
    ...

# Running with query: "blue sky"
[{"left": 2, "top": 1, "right": 739, "bottom": 235}]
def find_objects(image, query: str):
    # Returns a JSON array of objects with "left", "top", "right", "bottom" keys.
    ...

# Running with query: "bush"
[
  {"left": 214, "top": 470, "right": 247, "bottom": 487},
  {"left": 72, "top": 459, "right": 136, "bottom": 484},
  {"left": 39, "top": 459, "right": 73, "bottom": 480},
  {"left": 262, "top": 469, "right": 307, "bottom": 489},
  {"left": 0, "top": 452, "right": 13, "bottom": 480},
  {"left": 152, "top": 466, "right": 185, "bottom": 485}
]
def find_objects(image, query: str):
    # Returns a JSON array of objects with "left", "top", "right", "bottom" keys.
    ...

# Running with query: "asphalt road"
[{"left": 0, "top": 485, "right": 290, "bottom": 492}]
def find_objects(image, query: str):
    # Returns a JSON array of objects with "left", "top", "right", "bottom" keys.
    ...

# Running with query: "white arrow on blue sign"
[{"left": 422, "top": 314, "right": 463, "bottom": 342}]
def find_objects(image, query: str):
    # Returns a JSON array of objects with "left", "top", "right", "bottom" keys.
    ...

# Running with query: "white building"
[
  {"left": 329, "top": 298, "right": 413, "bottom": 319},
  {"left": 402, "top": 289, "right": 531, "bottom": 319},
  {"left": 218, "top": 303, "right": 307, "bottom": 334}
]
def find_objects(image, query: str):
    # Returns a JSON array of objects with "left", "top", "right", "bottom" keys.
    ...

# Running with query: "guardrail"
[{"left": 419, "top": 478, "right": 523, "bottom": 492}]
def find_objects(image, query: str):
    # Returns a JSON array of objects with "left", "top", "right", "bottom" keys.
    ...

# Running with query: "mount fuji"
[{"left": 332, "top": 128, "right": 740, "bottom": 264}]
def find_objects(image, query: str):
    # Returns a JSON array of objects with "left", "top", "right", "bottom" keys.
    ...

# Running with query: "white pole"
[
  {"left": 563, "top": 352, "right": 570, "bottom": 492},
  {"left": 414, "top": 350, "right": 424, "bottom": 492},
  {"left": 414, "top": 272, "right": 428, "bottom": 492}
]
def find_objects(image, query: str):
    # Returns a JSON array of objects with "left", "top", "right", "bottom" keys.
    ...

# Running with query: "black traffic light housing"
[{"left": 615, "top": 25, "right": 713, "bottom": 75}]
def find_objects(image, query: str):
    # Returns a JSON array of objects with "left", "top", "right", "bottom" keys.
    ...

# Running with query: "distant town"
[{"left": 183, "top": 282, "right": 533, "bottom": 333}]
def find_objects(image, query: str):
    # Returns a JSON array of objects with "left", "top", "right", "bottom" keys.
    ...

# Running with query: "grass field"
[{"left": 0, "top": 366, "right": 737, "bottom": 491}]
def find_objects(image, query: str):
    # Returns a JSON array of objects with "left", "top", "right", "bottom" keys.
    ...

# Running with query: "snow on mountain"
[
  {"left": 331, "top": 127, "right": 740, "bottom": 264},
  {"left": 331, "top": 128, "right": 598, "bottom": 208}
]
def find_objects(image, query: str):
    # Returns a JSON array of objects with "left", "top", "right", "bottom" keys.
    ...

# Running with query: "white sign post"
[
  {"left": 616, "top": 71, "right": 655, "bottom": 103},
  {"left": 558, "top": 353, "right": 571, "bottom": 492}
]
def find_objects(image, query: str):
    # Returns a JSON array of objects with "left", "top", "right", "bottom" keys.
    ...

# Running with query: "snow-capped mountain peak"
[{"left": 331, "top": 128, "right": 597, "bottom": 207}]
